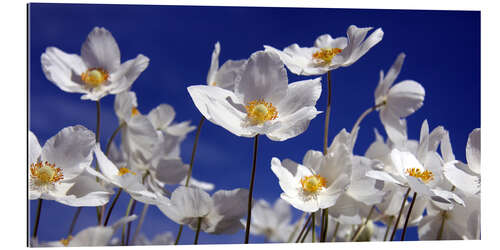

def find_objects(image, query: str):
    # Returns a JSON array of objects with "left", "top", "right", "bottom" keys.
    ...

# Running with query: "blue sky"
[{"left": 28, "top": 3, "right": 480, "bottom": 245}]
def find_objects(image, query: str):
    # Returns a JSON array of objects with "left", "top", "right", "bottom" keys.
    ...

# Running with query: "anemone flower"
[
  {"left": 41, "top": 27, "right": 149, "bottom": 101},
  {"left": 263, "top": 25, "right": 383, "bottom": 76},
  {"left": 206, "top": 42, "right": 246, "bottom": 90}
]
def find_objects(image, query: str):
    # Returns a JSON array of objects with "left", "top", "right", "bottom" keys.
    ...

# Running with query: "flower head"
[
  {"left": 41, "top": 27, "right": 149, "bottom": 101},
  {"left": 264, "top": 25, "right": 383, "bottom": 75},
  {"left": 188, "top": 51, "right": 322, "bottom": 141}
]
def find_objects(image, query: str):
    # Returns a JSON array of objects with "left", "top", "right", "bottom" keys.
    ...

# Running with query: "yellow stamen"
[
  {"left": 245, "top": 99, "right": 278, "bottom": 125},
  {"left": 405, "top": 168, "right": 434, "bottom": 183},
  {"left": 60, "top": 235, "right": 72, "bottom": 246},
  {"left": 131, "top": 107, "right": 140, "bottom": 117},
  {"left": 209, "top": 82, "right": 217, "bottom": 86},
  {"left": 30, "top": 161, "right": 63, "bottom": 185},
  {"left": 300, "top": 174, "right": 327, "bottom": 193},
  {"left": 312, "top": 48, "right": 342, "bottom": 64},
  {"left": 118, "top": 167, "right": 136, "bottom": 176},
  {"left": 81, "top": 68, "right": 109, "bottom": 87}
]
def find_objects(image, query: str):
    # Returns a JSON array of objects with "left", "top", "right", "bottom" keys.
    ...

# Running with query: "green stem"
[
  {"left": 323, "top": 71, "right": 332, "bottom": 155},
  {"left": 400, "top": 192, "right": 417, "bottom": 241},
  {"left": 383, "top": 216, "right": 394, "bottom": 241},
  {"left": 132, "top": 204, "right": 149, "bottom": 244},
  {"left": 174, "top": 116, "right": 206, "bottom": 245},
  {"left": 330, "top": 222, "right": 340, "bottom": 242},
  {"left": 295, "top": 213, "right": 312, "bottom": 243},
  {"left": 390, "top": 188, "right": 411, "bottom": 241},
  {"left": 105, "top": 122, "right": 125, "bottom": 155},
  {"left": 244, "top": 135, "right": 259, "bottom": 244},
  {"left": 95, "top": 100, "right": 102, "bottom": 224},
  {"left": 320, "top": 208, "right": 329, "bottom": 242},
  {"left": 194, "top": 217, "right": 202, "bottom": 245},
  {"left": 351, "top": 205, "right": 376, "bottom": 241},
  {"left": 121, "top": 198, "right": 134, "bottom": 246},
  {"left": 32, "top": 199, "right": 43, "bottom": 239},
  {"left": 125, "top": 200, "right": 137, "bottom": 245},
  {"left": 437, "top": 186, "right": 455, "bottom": 240},
  {"left": 67, "top": 207, "right": 81, "bottom": 236},
  {"left": 301, "top": 219, "right": 313, "bottom": 243},
  {"left": 103, "top": 188, "right": 122, "bottom": 226},
  {"left": 311, "top": 212, "right": 316, "bottom": 243},
  {"left": 287, "top": 212, "right": 306, "bottom": 243}
]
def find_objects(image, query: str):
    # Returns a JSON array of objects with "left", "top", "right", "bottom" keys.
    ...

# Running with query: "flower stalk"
[
  {"left": 244, "top": 135, "right": 259, "bottom": 244},
  {"left": 390, "top": 188, "right": 411, "bottom": 241},
  {"left": 194, "top": 217, "right": 202, "bottom": 244},
  {"left": 400, "top": 192, "right": 418, "bottom": 240},
  {"left": 32, "top": 199, "right": 43, "bottom": 239}
]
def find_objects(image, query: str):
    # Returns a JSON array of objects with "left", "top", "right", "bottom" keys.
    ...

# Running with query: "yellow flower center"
[
  {"left": 118, "top": 167, "right": 136, "bottom": 176},
  {"left": 405, "top": 168, "right": 434, "bottom": 183},
  {"left": 131, "top": 107, "right": 140, "bottom": 117},
  {"left": 60, "top": 235, "right": 72, "bottom": 246},
  {"left": 300, "top": 174, "right": 327, "bottom": 193},
  {"left": 245, "top": 99, "right": 278, "bottom": 125},
  {"left": 209, "top": 81, "right": 217, "bottom": 86},
  {"left": 30, "top": 161, "right": 64, "bottom": 185},
  {"left": 312, "top": 48, "right": 342, "bottom": 64},
  {"left": 81, "top": 68, "right": 109, "bottom": 87}
]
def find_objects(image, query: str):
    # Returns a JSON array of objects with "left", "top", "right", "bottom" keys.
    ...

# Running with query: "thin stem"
[
  {"left": 437, "top": 186, "right": 455, "bottom": 240},
  {"left": 295, "top": 213, "right": 312, "bottom": 243},
  {"left": 184, "top": 116, "right": 205, "bottom": 186},
  {"left": 244, "top": 135, "right": 259, "bottom": 244},
  {"left": 383, "top": 216, "right": 394, "bottom": 241},
  {"left": 67, "top": 207, "right": 82, "bottom": 236},
  {"left": 311, "top": 212, "right": 316, "bottom": 243},
  {"left": 194, "top": 217, "right": 202, "bottom": 245},
  {"left": 351, "top": 205, "right": 376, "bottom": 241},
  {"left": 126, "top": 200, "right": 137, "bottom": 246},
  {"left": 132, "top": 204, "right": 149, "bottom": 244},
  {"left": 32, "top": 199, "right": 43, "bottom": 239},
  {"left": 390, "top": 188, "right": 411, "bottom": 241},
  {"left": 301, "top": 219, "right": 313, "bottom": 243},
  {"left": 320, "top": 208, "right": 328, "bottom": 242},
  {"left": 330, "top": 222, "right": 340, "bottom": 242},
  {"left": 105, "top": 122, "right": 125, "bottom": 155},
  {"left": 121, "top": 198, "right": 135, "bottom": 246},
  {"left": 103, "top": 188, "right": 123, "bottom": 226},
  {"left": 323, "top": 71, "right": 332, "bottom": 155},
  {"left": 174, "top": 224, "right": 183, "bottom": 245},
  {"left": 95, "top": 100, "right": 102, "bottom": 224},
  {"left": 287, "top": 212, "right": 306, "bottom": 243},
  {"left": 173, "top": 116, "right": 206, "bottom": 245},
  {"left": 400, "top": 192, "right": 418, "bottom": 241}
]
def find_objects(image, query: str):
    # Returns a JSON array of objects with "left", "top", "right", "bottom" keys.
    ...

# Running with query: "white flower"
[
  {"left": 133, "top": 232, "right": 174, "bottom": 245},
  {"left": 94, "top": 144, "right": 157, "bottom": 204},
  {"left": 156, "top": 186, "right": 248, "bottom": 234},
  {"left": 206, "top": 42, "right": 246, "bottom": 90},
  {"left": 271, "top": 131, "right": 352, "bottom": 212},
  {"left": 246, "top": 198, "right": 295, "bottom": 242},
  {"left": 264, "top": 25, "right": 383, "bottom": 75},
  {"left": 418, "top": 190, "right": 480, "bottom": 240},
  {"left": 441, "top": 129, "right": 481, "bottom": 195},
  {"left": 41, "top": 27, "right": 149, "bottom": 101},
  {"left": 41, "top": 215, "right": 137, "bottom": 247},
  {"left": 188, "top": 51, "right": 322, "bottom": 141},
  {"left": 29, "top": 126, "right": 111, "bottom": 206},
  {"left": 374, "top": 53, "right": 425, "bottom": 147}
]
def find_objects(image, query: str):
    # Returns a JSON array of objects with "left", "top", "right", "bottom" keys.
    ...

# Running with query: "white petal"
[
  {"left": 122, "top": 114, "right": 158, "bottom": 161},
  {"left": 466, "top": 128, "right": 481, "bottom": 174},
  {"left": 336, "top": 25, "right": 383, "bottom": 67},
  {"left": 390, "top": 149, "right": 423, "bottom": 179},
  {"left": 380, "top": 109, "right": 407, "bottom": 149},
  {"left": 165, "top": 121, "right": 196, "bottom": 137},
  {"left": 444, "top": 162, "right": 480, "bottom": 195},
  {"left": 55, "top": 174, "right": 112, "bottom": 207},
  {"left": 271, "top": 157, "right": 300, "bottom": 197},
  {"left": 80, "top": 27, "right": 120, "bottom": 72},
  {"left": 170, "top": 186, "right": 213, "bottom": 219},
  {"left": 374, "top": 53, "right": 406, "bottom": 104},
  {"left": 154, "top": 158, "right": 188, "bottom": 185},
  {"left": 114, "top": 91, "right": 137, "bottom": 122},
  {"left": 41, "top": 47, "right": 87, "bottom": 93},
  {"left": 214, "top": 59, "right": 247, "bottom": 90},
  {"left": 314, "top": 34, "right": 348, "bottom": 50},
  {"left": 302, "top": 150, "right": 324, "bottom": 173},
  {"left": 147, "top": 103, "right": 175, "bottom": 130},
  {"left": 42, "top": 125, "right": 95, "bottom": 180},
  {"left": 93, "top": 144, "right": 121, "bottom": 183},
  {"left": 266, "top": 106, "right": 321, "bottom": 141},
  {"left": 235, "top": 51, "right": 288, "bottom": 105},
  {"left": 187, "top": 85, "right": 254, "bottom": 137},
  {"left": 264, "top": 44, "right": 328, "bottom": 76},
  {"left": 108, "top": 54, "right": 150, "bottom": 94},
  {"left": 212, "top": 188, "right": 248, "bottom": 218},
  {"left": 184, "top": 176, "right": 215, "bottom": 191},
  {"left": 69, "top": 227, "right": 114, "bottom": 246},
  {"left": 365, "top": 170, "right": 403, "bottom": 186},
  {"left": 441, "top": 131, "right": 455, "bottom": 162},
  {"left": 281, "top": 193, "right": 319, "bottom": 213},
  {"left": 386, "top": 80, "right": 425, "bottom": 118},
  {"left": 276, "top": 77, "right": 322, "bottom": 116},
  {"left": 206, "top": 41, "right": 220, "bottom": 85},
  {"left": 29, "top": 131, "right": 42, "bottom": 165}
]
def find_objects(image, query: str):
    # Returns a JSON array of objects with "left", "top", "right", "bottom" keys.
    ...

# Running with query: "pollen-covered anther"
[
  {"left": 312, "top": 48, "right": 342, "bottom": 64},
  {"left": 405, "top": 168, "right": 434, "bottom": 183},
  {"left": 245, "top": 99, "right": 278, "bottom": 125},
  {"left": 300, "top": 174, "right": 327, "bottom": 193},
  {"left": 81, "top": 68, "right": 109, "bottom": 87},
  {"left": 131, "top": 107, "right": 140, "bottom": 117},
  {"left": 30, "top": 161, "right": 64, "bottom": 185},
  {"left": 60, "top": 235, "right": 73, "bottom": 246},
  {"left": 118, "top": 167, "right": 136, "bottom": 176}
]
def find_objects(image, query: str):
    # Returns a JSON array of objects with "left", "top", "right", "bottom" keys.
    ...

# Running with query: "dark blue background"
[{"left": 28, "top": 3, "right": 480, "bottom": 244}]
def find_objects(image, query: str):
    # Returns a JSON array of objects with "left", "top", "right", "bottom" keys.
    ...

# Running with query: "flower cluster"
[{"left": 30, "top": 23, "right": 480, "bottom": 247}]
